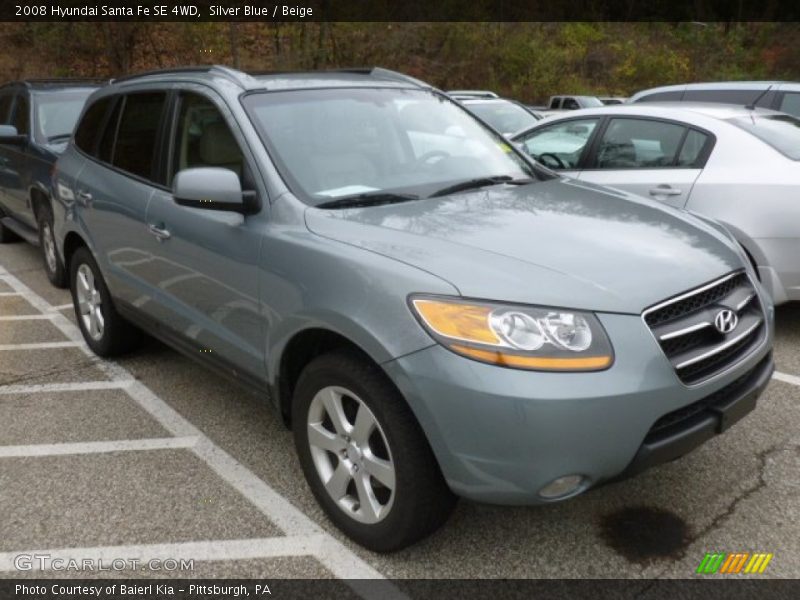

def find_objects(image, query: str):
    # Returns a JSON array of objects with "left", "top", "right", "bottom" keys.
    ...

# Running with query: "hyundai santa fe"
[{"left": 52, "top": 66, "right": 775, "bottom": 551}]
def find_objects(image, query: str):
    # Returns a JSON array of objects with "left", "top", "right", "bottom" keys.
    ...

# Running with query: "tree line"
[{"left": 0, "top": 22, "right": 797, "bottom": 102}]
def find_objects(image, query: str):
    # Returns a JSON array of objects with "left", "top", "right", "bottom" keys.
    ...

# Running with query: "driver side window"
[
  {"left": 170, "top": 92, "right": 244, "bottom": 185},
  {"left": 517, "top": 118, "right": 599, "bottom": 170}
]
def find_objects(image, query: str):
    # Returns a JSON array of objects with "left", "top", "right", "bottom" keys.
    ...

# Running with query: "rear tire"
[
  {"left": 292, "top": 350, "right": 456, "bottom": 552},
  {"left": 37, "top": 204, "right": 67, "bottom": 288},
  {"left": 69, "top": 246, "right": 141, "bottom": 357}
]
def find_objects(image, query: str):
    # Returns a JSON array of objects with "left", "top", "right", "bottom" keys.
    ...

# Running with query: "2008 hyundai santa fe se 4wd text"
[{"left": 52, "top": 66, "right": 775, "bottom": 551}]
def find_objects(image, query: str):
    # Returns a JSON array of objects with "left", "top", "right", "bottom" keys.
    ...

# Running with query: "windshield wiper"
[
  {"left": 47, "top": 133, "right": 72, "bottom": 143},
  {"left": 316, "top": 192, "right": 419, "bottom": 209},
  {"left": 428, "top": 176, "right": 533, "bottom": 198}
]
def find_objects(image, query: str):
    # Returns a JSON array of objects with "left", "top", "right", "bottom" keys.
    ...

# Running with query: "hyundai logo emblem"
[{"left": 714, "top": 309, "right": 738, "bottom": 334}]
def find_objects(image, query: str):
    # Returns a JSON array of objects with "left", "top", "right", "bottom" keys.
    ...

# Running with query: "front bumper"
[{"left": 383, "top": 311, "right": 773, "bottom": 504}]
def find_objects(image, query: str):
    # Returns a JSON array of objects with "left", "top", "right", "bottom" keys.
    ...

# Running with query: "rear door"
[
  {"left": 142, "top": 88, "right": 265, "bottom": 380},
  {"left": 577, "top": 117, "right": 712, "bottom": 208},
  {"left": 73, "top": 91, "right": 167, "bottom": 306}
]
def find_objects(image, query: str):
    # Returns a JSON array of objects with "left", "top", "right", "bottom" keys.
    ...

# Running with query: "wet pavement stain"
[{"left": 600, "top": 506, "right": 691, "bottom": 563}]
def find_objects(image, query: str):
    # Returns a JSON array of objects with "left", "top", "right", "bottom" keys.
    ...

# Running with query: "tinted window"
[
  {"left": 34, "top": 90, "right": 94, "bottom": 143},
  {"left": 12, "top": 94, "right": 29, "bottom": 136},
  {"left": 728, "top": 114, "right": 800, "bottom": 160},
  {"left": 682, "top": 89, "right": 776, "bottom": 108},
  {"left": 97, "top": 98, "right": 122, "bottom": 163},
  {"left": 549, "top": 98, "right": 561, "bottom": 109},
  {"left": 171, "top": 92, "right": 244, "bottom": 184},
  {"left": 74, "top": 96, "right": 113, "bottom": 155},
  {"left": 676, "top": 129, "right": 709, "bottom": 167},
  {"left": 562, "top": 98, "right": 579, "bottom": 110},
  {"left": 778, "top": 92, "right": 800, "bottom": 117},
  {"left": 517, "top": 118, "right": 599, "bottom": 169},
  {"left": 595, "top": 118, "right": 686, "bottom": 169},
  {"left": 636, "top": 91, "right": 682, "bottom": 102},
  {"left": 0, "top": 94, "right": 12, "bottom": 124},
  {"left": 112, "top": 92, "right": 166, "bottom": 180}
]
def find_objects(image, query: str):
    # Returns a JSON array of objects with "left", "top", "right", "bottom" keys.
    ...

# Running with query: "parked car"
[
  {"left": 458, "top": 97, "right": 543, "bottom": 136},
  {"left": 54, "top": 66, "right": 773, "bottom": 551},
  {"left": 599, "top": 96, "right": 628, "bottom": 105},
  {"left": 543, "top": 95, "right": 605, "bottom": 110},
  {"left": 0, "top": 79, "right": 102, "bottom": 286},
  {"left": 630, "top": 81, "right": 800, "bottom": 118},
  {"left": 512, "top": 102, "right": 800, "bottom": 304}
]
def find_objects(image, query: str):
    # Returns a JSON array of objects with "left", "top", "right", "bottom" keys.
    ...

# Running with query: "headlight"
[{"left": 410, "top": 296, "right": 614, "bottom": 371}]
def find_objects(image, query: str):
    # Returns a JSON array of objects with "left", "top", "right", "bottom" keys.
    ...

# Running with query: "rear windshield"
[
  {"left": 466, "top": 100, "right": 539, "bottom": 135},
  {"left": 728, "top": 114, "right": 800, "bottom": 160}
]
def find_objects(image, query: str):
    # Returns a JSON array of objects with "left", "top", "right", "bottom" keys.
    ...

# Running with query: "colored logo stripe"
[{"left": 697, "top": 552, "right": 773, "bottom": 574}]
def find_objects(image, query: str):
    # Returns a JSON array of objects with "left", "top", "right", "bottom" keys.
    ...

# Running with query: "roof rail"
[
  {"left": 246, "top": 67, "right": 431, "bottom": 89},
  {"left": 110, "top": 65, "right": 249, "bottom": 88}
]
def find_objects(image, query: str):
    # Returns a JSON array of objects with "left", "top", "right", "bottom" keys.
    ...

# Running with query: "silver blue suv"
[{"left": 53, "top": 66, "right": 775, "bottom": 551}]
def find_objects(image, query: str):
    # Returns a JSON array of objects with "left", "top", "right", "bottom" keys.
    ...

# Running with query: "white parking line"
[
  {"left": 0, "top": 341, "right": 80, "bottom": 350},
  {"left": 0, "top": 437, "right": 199, "bottom": 458},
  {"left": 52, "top": 303, "right": 74, "bottom": 311},
  {"left": 0, "top": 535, "right": 326, "bottom": 572},
  {"left": 0, "top": 381, "right": 132, "bottom": 395},
  {"left": 0, "top": 314, "right": 57, "bottom": 321},
  {"left": 0, "top": 292, "right": 21, "bottom": 296},
  {"left": 773, "top": 370, "right": 800, "bottom": 387},
  {"left": 0, "top": 264, "right": 397, "bottom": 593}
]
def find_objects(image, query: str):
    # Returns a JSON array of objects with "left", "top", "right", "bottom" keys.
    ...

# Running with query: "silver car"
[
  {"left": 53, "top": 68, "right": 774, "bottom": 551},
  {"left": 513, "top": 102, "right": 800, "bottom": 304}
]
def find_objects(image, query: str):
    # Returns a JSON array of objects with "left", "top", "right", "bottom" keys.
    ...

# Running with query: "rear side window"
[
  {"left": 74, "top": 96, "right": 113, "bottom": 155},
  {"left": 676, "top": 129, "right": 710, "bottom": 167},
  {"left": 683, "top": 89, "right": 775, "bottom": 108},
  {"left": 112, "top": 92, "right": 167, "bottom": 181},
  {"left": 97, "top": 98, "right": 122, "bottom": 163},
  {"left": 12, "top": 94, "right": 29, "bottom": 136}
]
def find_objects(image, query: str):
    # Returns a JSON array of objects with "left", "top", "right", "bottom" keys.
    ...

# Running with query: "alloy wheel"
[
  {"left": 307, "top": 386, "right": 396, "bottom": 524},
  {"left": 76, "top": 264, "right": 104, "bottom": 341}
]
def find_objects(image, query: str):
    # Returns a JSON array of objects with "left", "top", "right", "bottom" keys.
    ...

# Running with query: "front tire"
[
  {"left": 69, "top": 246, "right": 140, "bottom": 357},
  {"left": 37, "top": 204, "right": 67, "bottom": 288},
  {"left": 292, "top": 351, "right": 456, "bottom": 552}
]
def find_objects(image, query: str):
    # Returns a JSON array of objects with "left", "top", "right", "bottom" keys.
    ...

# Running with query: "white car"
[{"left": 512, "top": 102, "right": 800, "bottom": 304}]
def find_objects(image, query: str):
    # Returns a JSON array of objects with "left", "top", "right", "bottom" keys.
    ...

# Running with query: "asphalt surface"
[{"left": 0, "top": 241, "right": 798, "bottom": 587}]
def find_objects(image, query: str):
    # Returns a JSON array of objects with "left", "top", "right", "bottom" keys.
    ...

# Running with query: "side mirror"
[
  {"left": 173, "top": 167, "right": 251, "bottom": 213},
  {"left": 0, "top": 125, "right": 26, "bottom": 145}
]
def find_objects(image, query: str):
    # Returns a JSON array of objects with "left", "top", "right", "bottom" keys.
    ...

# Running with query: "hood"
[{"left": 304, "top": 178, "right": 743, "bottom": 314}]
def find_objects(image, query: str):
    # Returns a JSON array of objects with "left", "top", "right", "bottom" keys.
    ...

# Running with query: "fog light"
[{"left": 538, "top": 475, "right": 585, "bottom": 499}]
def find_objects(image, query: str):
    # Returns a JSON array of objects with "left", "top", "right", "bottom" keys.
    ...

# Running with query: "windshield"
[
  {"left": 34, "top": 90, "right": 94, "bottom": 143},
  {"left": 466, "top": 100, "right": 540, "bottom": 135},
  {"left": 580, "top": 97, "right": 604, "bottom": 108},
  {"left": 243, "top": 88, "right": 537, "bottom": 205},
  {"left": 728, "top": 114, "right": 800, "bottom": 160}
]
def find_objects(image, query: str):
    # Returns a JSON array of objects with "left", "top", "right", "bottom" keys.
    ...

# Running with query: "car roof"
[
  {"left": 0, "top": 79, "right": 105, "bottom": 91},
  {"left": 510, "top": 102, "right": 785, "bottom": 139},
  {"left": 630, "top": 80, "right": 800, "bottom": 101},
  {"left": 105, "top": 65, "right": 430, "bottom": 93}
]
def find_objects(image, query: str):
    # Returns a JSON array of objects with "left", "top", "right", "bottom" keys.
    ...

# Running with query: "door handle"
[
  {"left": 76, "top": 190, "right": 92, "bottom": 203},
  {"left": 648, "top": 185, "right": 682, "bottom": 197},
  {"left": 147, "top": 223, "right": 171, "bottom": 241}
]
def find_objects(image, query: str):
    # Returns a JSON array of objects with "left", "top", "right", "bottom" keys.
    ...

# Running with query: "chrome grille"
[{"left": 643, "top": 271, "right": 765, "bottom": 385}]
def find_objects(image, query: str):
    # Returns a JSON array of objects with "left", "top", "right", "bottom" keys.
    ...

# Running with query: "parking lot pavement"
[{"left": 0, "top": 242, "right": 798, "bottom": 585}]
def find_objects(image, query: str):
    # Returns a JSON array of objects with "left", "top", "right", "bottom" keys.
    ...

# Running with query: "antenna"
[{"left": 745, "top": 84, "right": 773, "bottom": 111}]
